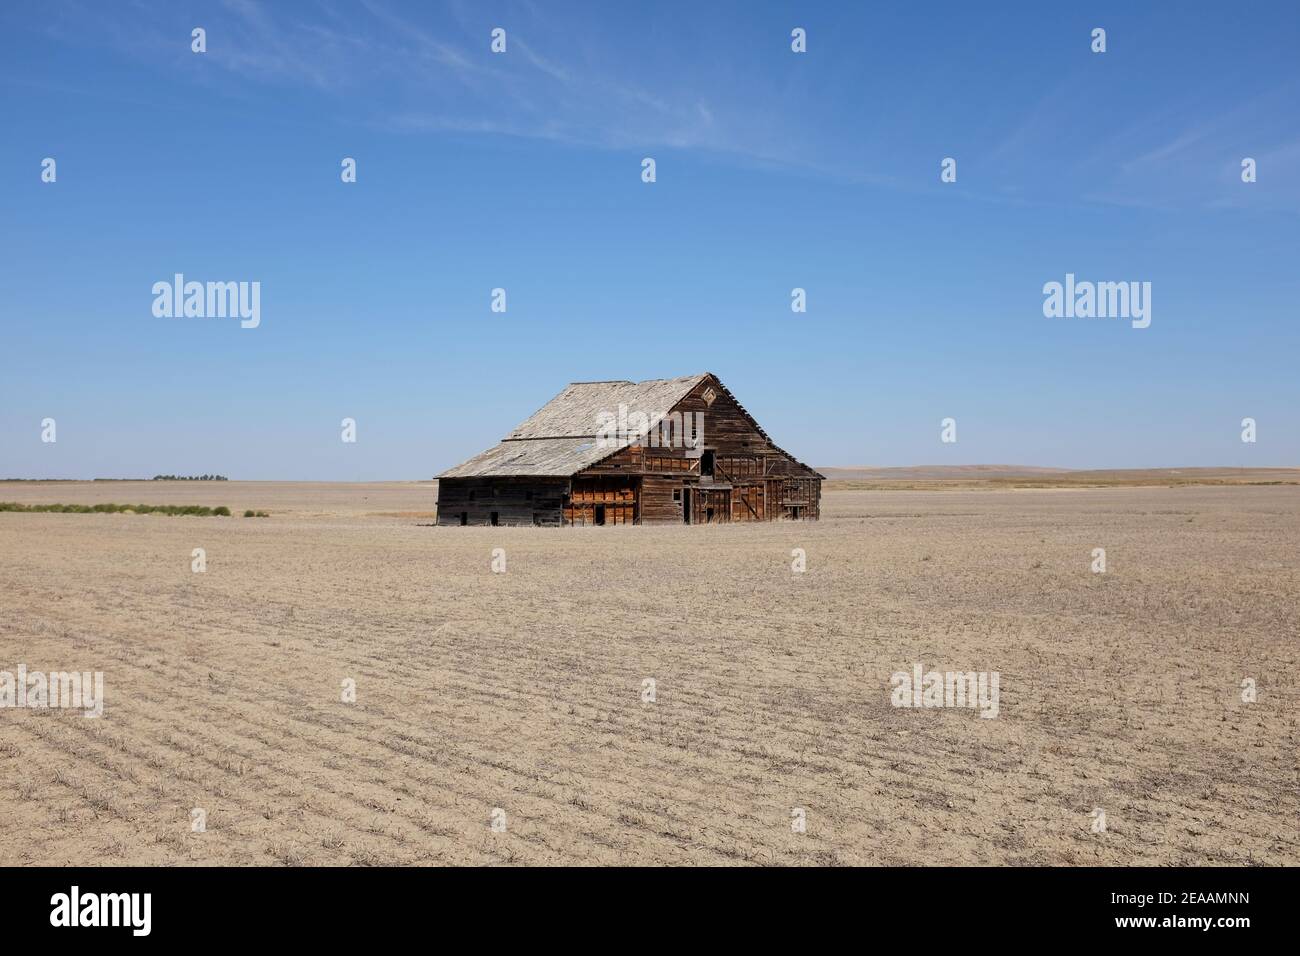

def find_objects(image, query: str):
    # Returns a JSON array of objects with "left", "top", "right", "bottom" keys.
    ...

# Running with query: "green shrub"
[{"left": 0, "top": 501, "right": 231, "bottom": 517}]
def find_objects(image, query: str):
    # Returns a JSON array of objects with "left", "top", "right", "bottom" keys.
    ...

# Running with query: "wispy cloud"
[
  {"left": 16, "top": 0, "right": 831, "bottom": 172},
  {"left": 16, "top": 0, "right": 1300, "bottom": 209}
]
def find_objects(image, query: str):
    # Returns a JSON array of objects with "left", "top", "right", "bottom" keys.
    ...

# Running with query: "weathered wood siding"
[
  {"left": 640, "top": 476, "right": 684, "bottom": 523},
  {"left": 777, "top": 476, "right": 820, "bottom": 520},
  {"left": 731, "top": 482, "right": 766, "bottom": 521},
  {"left": 435, "top": 478, "right": 566, "bottom": 526},
  {"left": 564, "top": 476, "right": 638, "bottom": 526},
  {"left": 694, "top": 488, "right": 731, "bottom": 524}
]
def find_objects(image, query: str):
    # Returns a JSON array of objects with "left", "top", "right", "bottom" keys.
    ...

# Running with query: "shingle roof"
[
  {"left": 438, "top": 375, "right": 707, "bottom": 478},
  {"left": 506, "top": 375, "right": 706, "bottom": 439},
  {"left": 437, "top": 437, "right": 612, "bottom": 478}
]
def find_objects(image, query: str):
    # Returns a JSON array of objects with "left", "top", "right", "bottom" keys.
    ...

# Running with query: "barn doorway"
[
  {"left": 490, "top": 512, "right": 499, "bottom": 526},
  {"left": 682, "top": 489, "right": 691, "bottom": 524},
  {"left": 701, "top": 449, "right": 715, "bottom": 477},
  {"left": 594, "top": 505, "right": 606, "bottom": 526}
]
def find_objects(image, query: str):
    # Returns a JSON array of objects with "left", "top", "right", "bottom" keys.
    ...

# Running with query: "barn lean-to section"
[{"left": 436, "top": 373, "right": 822, "bottom": 526}]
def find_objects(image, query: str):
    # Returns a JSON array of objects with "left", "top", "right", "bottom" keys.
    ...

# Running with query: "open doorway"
[
  {"left": 594, "top": 504, "right": 606, "bottom": 526},
  {"left": 682, "top": 489, "right": 691, "bottom": 524},
  {"left": 700, "top": 449, "right": 715, "bottom": 477}
]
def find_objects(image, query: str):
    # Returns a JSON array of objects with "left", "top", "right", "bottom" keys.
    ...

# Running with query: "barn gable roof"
[
  {"left": 506, "top": 375, "right": 706, "bottom": 440},
  {"left": 437, "top": 436, "right": 620, "bottom": 478},
  {"left": 438, "top": 375, "right": 706, "bottom": 478},
  {"left": 437, "top": 373, "right": 823, "bottom": 479}
]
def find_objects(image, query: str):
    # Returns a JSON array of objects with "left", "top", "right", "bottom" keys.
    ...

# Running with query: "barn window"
[
  {"left": 672, "top": 490, "right": 681, "bottom": 502},
  {"left": 468, "top": 490, "right": 476, "bottom": 501},
  {"left": 526, "top": 489, "right": 533, "bottom": 500}
]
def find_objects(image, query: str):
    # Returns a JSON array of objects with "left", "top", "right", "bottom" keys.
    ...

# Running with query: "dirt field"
[{"left": 1, "top": 481, "right": 1297, "bottom": 865}]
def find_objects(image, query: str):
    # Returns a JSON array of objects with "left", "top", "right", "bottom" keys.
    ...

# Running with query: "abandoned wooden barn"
[{"left": 436, "top": 373, "right": 822, "bottom": 526}]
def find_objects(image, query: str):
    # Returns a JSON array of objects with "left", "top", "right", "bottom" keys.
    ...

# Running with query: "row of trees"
[{"left": 151, "top": 474, "right": 229, "bottom": 481}]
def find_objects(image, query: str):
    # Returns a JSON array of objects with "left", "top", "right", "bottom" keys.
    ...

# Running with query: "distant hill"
[
  {"left": 816, "top": 466, "right": 1300, "bottom": 489},
  {"left": 818, "top": 464, "right": 1069, "bottom": 481}
]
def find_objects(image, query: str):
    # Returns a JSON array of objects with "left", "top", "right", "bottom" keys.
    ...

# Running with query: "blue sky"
[{"left": 2, "top": 0, "right": 1298, "bottom": 479}]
